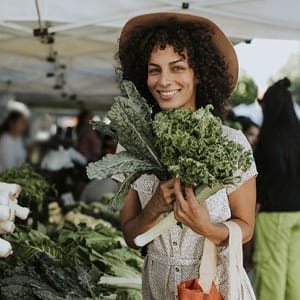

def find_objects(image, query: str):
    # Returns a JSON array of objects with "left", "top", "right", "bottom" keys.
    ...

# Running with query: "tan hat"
[{"left": 119, "top": 12, "right": 238, "bottom": 93}]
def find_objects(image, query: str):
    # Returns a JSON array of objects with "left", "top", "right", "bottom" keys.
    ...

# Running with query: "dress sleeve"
[{"left": 225, "top": 129, "right": 258, "bottom": 195}]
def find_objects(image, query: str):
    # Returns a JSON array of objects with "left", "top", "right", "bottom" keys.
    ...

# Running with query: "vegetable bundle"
[
  {"left": 0, "top": 182, "right": 30, "bottom": 257},
  {"left": 87, "top": 80, "right": 252, "bottom": 246}
]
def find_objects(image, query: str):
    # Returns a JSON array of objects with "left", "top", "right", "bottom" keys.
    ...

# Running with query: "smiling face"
[{"left": 147, "top": 45, "right": 198, "bottom": 111}]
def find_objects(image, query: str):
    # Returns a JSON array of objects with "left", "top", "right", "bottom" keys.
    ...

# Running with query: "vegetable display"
[
  {"left": 87, "top": 80, "right": 253, "bottom": 247},
  {"left": 0, "top": 206, "right": 143, "bottom": 299},
  {"left": 0, "top": 164, "right": 51, "bottom": 206},
  {"left": 0, "top": 182, "right": 30, "bottom": 257}
]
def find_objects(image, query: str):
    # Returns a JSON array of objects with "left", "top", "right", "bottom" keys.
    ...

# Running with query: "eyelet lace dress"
[{"left": 113, "top": 126, "right": 257, "bottom": 300}]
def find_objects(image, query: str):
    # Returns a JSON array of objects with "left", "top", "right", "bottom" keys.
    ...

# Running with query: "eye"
[
  {"left": 173, "top": 66, "right": 185, "bottom": 72},
  {"left": 148, "top": 68, "right": 160, "bottom": 75}
]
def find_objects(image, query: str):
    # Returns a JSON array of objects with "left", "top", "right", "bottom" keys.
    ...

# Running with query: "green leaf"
[
  {"left": 120, "top": 80, "right": 151, "bottom": 121},
  {"left": 109, "top": 171, "right": 145, "bottom": 211},
  {"left": 5, "top": 227, "right": 63, "bottom": 262},
  {"left": 108, "top": 98, "right": 158, "bottom": 165},
  {"left": 86, "top": 151, "right": 156, "bottom": 181},
  {"left": 90, "top": 120, "right": 117, "bottom": 138}
]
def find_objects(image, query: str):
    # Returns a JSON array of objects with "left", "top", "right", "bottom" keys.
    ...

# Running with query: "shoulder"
[{"left": 222, "top": 125, "right": 251, "bottom": 151}]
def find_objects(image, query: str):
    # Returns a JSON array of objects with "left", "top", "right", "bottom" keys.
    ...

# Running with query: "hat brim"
[{"left": 119, "top": 12, "right": 238, "bottom": 94}]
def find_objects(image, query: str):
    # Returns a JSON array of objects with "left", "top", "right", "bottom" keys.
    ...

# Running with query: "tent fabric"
[{"left": 0, "top": 0, "right": 299, "bottom": 109}]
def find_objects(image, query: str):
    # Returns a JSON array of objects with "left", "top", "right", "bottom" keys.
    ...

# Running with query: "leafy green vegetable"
[
  {"left": 109, "top": 170, "right": 147, "bottom": 211},
  {"left": 87, "top": 152, "right": 156, "bottom": 182},
  {"left": 0, "top": 253, "right": 102, "bottom": 300},
  {"left": 153, "top": 105, "right": 252, "bottom": 186},
  {"left": 0, "top": 164, "right": 50, "bottom": 205},
  {"left": 87, "top": 81, "right": 165, "bottom": 210},
  {"left": 90, "top": 120, "right": 117, "bottom": 138},
  {"left": 116, "top": 289, "right": 142, "bottom": 300},
  {"left": 0, "top": 219, "right": 144, "bottom": 299},
  {"left": 4, "top": 227, "right": 63, "bottom": 262}
]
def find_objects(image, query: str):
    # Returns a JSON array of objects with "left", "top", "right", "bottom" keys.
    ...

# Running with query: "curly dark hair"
[{"left": 116, "top": 18, "right": 232, "bottom": 119}]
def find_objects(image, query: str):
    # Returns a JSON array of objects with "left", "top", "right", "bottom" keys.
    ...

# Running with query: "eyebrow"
[{"left": 148, "top": 59, "right": 185, "bottom": 67}]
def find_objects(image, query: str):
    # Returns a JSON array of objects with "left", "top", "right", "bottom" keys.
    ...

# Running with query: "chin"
[{"left": 158, "top": 101, "right": 181, "bottom": 111}]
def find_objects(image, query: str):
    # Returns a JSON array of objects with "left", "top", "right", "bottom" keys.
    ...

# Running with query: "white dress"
[
  {"left": 0, "top": 133, "right": 26, "bottom": 172},
  {"left": 114, "top": 126, "right": 257, "bottom": 300}
]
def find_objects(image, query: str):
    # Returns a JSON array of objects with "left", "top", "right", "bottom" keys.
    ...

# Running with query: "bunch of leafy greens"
[
  {"left": 87, "top": 80, "right": 252, "bottom": 212},
  {"left": 0, "top": 163, "right": 50, "bottom": 205},
  {"left": 152, "top": 105, "right": 252, "bottom": 187}
]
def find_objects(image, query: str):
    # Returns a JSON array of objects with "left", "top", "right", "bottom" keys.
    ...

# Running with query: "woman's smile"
[{"left": 157, "top": 89, "right": 181, "bottom": 99}]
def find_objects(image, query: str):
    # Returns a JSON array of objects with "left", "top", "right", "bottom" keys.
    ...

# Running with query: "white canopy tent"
[{"left": 0, "top": 0, "right": 299, "bottom": 110}]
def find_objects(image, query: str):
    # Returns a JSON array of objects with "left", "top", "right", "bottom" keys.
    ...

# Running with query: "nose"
[{"left": 158, "top": 70, "right": 172, "bottom": 87}]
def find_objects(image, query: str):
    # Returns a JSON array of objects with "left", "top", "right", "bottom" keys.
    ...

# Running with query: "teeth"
[{"left": 160, "top": 90, "right": 178, "bottom": 96}]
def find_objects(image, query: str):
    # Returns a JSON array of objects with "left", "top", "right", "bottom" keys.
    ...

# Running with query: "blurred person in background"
[
  {"left": 80, "top": 134, "right": 118, "bottom": 204},
  {"left": 0, "top": 110, "right": 28, "bottom": 171},
  {"left": 101, "top": 135, "right": 118, "bottom": 156},
  {"left": 254, "top": 78, "right": 300, "bottom": 300},
  {"left": 236, "top": 116, "right": 260, "bottom": 150},
  {"left": 75, "top": 110, "right": 102, "bottom": 162}
]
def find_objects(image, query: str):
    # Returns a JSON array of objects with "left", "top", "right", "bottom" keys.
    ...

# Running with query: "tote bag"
[
  {"left": 223, "top": 221, "right": 256, "bottom": 300},
  {"left": 178, "top": 221, "right": 256, "bottom": 300},
  {"left": 178, "top": 237, "right": 224, "bottom": 300}
]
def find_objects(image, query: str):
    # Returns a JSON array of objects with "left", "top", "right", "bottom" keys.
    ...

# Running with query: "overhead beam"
[{"left": 0, "top": 22, "right": 32, "bottom": 34}]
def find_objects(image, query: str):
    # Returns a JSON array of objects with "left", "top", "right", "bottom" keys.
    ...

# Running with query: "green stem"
[{"left": 134, "top": 182, "right": 223, "bottom": 247}]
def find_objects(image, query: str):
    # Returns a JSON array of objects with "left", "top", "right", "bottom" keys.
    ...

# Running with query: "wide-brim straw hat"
[{"left": 119, "top": 12, "right": 239, "bottom": 94}]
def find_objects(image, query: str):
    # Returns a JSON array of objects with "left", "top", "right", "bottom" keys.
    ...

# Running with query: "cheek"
[{"left": 147, "top": 77, "right": 156, "bottom": 92}]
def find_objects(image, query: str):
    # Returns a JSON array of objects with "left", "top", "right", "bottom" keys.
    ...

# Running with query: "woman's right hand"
[{"left": 150, "top": 179, "right": 176, "bottom": 215}]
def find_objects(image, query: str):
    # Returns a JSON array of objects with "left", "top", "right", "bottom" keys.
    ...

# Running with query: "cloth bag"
[
  {"left": 178, "top": 221, "right": 256, "bottom": 300},
  {"left": 178, "top": 237, "right": 223, "bottom": 300},
  {"left": 223, "top": 221, "right": 256, "bottom": 300}
]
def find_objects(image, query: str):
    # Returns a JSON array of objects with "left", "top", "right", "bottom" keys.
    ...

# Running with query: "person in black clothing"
[{"left": 253, "top": 77, "right": 300, "bottom": 300}]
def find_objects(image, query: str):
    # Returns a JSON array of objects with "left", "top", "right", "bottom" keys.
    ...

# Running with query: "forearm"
[
  {"left": 122, "top": 201, "right": 162, "bottom": 249},
  {"left": 199, "top": 218, "right": 254, "bottom": 246}
]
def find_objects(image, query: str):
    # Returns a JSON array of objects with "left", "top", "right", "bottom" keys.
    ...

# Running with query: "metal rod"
[{"left": 34, "top": 0, "right": 43, "bottom": 30}]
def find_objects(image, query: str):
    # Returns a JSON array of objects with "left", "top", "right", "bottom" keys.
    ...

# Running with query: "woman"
[
  {"left": 76, "top": 110, "right": 102, "bottom": 162},
  {"left": 0, "top": 110, "right": 28, "bottom": 171},
  {"left": 114, "top": 13, "right": 257, "bottom": 299},
  {"left": 254, "top": 78, "right": 300, "bottom": 300}
]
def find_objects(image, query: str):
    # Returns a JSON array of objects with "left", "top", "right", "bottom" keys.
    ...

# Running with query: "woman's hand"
[
  {"left": 173, "top": 177, "right": 213, "bottom": 236},
  {"left": 150, "top": 179, "right": 176, "bottom": 215}
]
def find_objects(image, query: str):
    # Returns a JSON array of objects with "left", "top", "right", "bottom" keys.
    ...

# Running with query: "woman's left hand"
[{"left": 173, "top": 177, "right": 213, "bottom": 236}]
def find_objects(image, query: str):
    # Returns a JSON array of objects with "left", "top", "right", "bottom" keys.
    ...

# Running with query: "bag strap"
[
  {"left": 198, "top": 238, "right": 217, "bottom": 293},
  {"left": 198, "top": 221, "right": 244, "bottom": 296},
  {"left": 223, "top": 221, "right": 244, "bottom": 300}
]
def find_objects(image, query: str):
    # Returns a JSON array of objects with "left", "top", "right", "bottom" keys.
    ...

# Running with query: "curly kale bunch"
[{"left": 152, "top": 105, "right": 252, "bottom": 187}]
